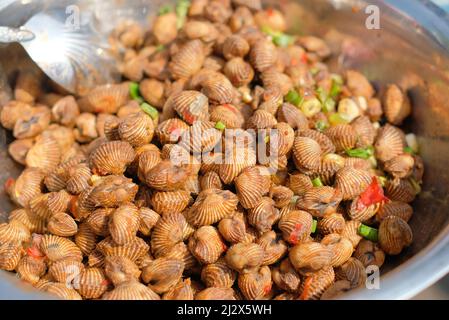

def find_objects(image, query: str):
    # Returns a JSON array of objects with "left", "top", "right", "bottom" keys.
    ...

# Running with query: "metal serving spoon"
[{"left": 0, "top": 7, "right": 120, "bottom": 95}]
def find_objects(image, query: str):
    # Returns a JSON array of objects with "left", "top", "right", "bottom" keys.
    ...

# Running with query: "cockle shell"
[
  {"left": 108, "top": 203, "right": 140, "bottom": 245},
  {"left": 292, "top": 136, "right": 322, "bottom": 172},
  {"left": 298, "top": 267, "right": 335, "bottom": 300},
  {"left": 383, "top": 84, "right": 411, "bottom": 125},
  {"left": 102, "top": 281, "right": 160, "bottom": 300},
  {"left": 247, "top": 197, "right": 280, "bottom": 233},
  {"left": 353, "top": 239, "right": 385, "bottom": 268},
  {"left": 376, "top": 201, "right": 413, "bottom": 223},
  {"left": 142, "top": 257, "right": 184, "bottom": 294},
  {"left": 75, "top": 223, "right": 97, "bottom": 256},
  {"left": 201, "top": 258, "right": 237, "bottom": 288},
  {"left": 296, "top": 187, "right": 342, "bottom": 218},
  {"left": 257, "top": 231, "right": 288, "bottom": 266},
  {"left": 289, "top": 242, "right": 333, "bottom": 274},
  {"left": 235, "top": 165, "right": 271, "bottom": 209},
  {"left": 151, "top": 213, "right": 189, "bottom": 258},
  {"left": 47, "top": 212, "right": 78, "bottom": 237},
  {"left": 374, "top": 124, "right": 405, "bottom": 163},
  {"left": 40, "top": 234, "right": 83, "bottom": 262},
  {"left": 169, "top": 40, "right": 206, "bottom": 80},
  {"left": 334, "top": 167, "right": 372, "bottom": 200},
  {"left": 238, "top": 266, "right": 272, "bottom": 300},
  {"left": 96, "top": 236, "right": 149, "bottom": 262},
  {"left": 118, "top": 112, "right": 155, "bottom": 147},
  {"left": 271, "top": 259, "right": 301, "bottom": 293},
  {"left": 225, "top": 243, "right": 264, "bottom": 273},
  {"left": 188, "top": 226, "right": 226, "bottom": 264},
  {"left": 89, "top": 141, "right": 135, "bottom": 176},
  {"left": 223, "top": 58, "right": 254, "bottom": 87},
  {"left": 104, "top": 256, "right": 141, "bottom": 286},
  {"left": 278, "top": 210, "right": 313, "bottom": 245},
  {"left": 321, "top": 234, "right": 354, "bottom": 267},
  {"left": 378, "top": 216, "right": 413, "bottom": 255},
  {"left": 78, "top": 83, "right": 129, "bottom": 114}
]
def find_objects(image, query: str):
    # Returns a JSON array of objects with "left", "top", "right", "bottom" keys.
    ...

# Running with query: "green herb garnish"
[
  {"left": 140, "top": 103, "right": 159, "bottom": 119},
  {"left": 262, "top": 26, "right": 294, "bottom": 47},
  {"left": 158, "top": 4, "right": 173, "bottom": 15},
  {"left": 285, "top": 90, "right": 303, "bottom": 107},
  {"left": 404, "top": 146, "right": 415, "bottom": 155},
  {"left": 315, "top": 120, "right": 328, "bottom": 132},
  {"left": 129, "top": 82, "right": 143, "bottom": 102},
  {"left": 312, "top": 177, "right": 323, "bottom": 187},
  {"left": 311, "top": 220, "right": 318, "bottom": 233},
  {"left": 175, "top": 0, "right": 190, "bottom": 29},
  {"left": 358, "top": 224, "right": 378, "bottom": 242},
  {"left": 345, "top": 146, "right": 375, "bottom": 159},
  {"left": 215, "top": 121, "right": 226, "bottom": 131}
]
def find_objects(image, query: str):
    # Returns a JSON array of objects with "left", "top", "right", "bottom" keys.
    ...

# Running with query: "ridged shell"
[
  {"left": 210, "top": 104, "right": 245, "bottom": 129},
  {"left": 223, "top": 57, "right": 254, "bottom": 87},
  {"left": 156, "top": 118, "right": 190, "bottom": 144},
  {"left": 271, "top": 259, "right": 301, "bottom": 293},
  {"left": 378, "top": 216, "right": 413, "bottom": 255},
  {"left": 29, "top": 190, "right": 71, "bottom": 220},
  {"left": 8, "top": 208, "right": 46, "bottom": 234},
  {"left": 49, "top": 258, "right": 85, "bottom": 283},
  {"left": 137, "top": 149, "right": 162, "bottom": 182},
  {"left": 96, "top": 236, "right": 149, "bottom": 262},
  {"left": 150, "top": 190, "right": 191, "bottom": 215},
  {"left": 383, "top": 84, "right": 411, "bottom": 125},
  {"left": 88, "top": 249, "right": 105, "bottom": 268},
  {"left": 103, "top": 115, "right": 121, "bottom": 140},
  {"left": 376, "top": 201, "right": 413, "bottom": 223},
  {"left": 75, "top": 223, "right": 97, "bottom": 256},
  {"left": 218, "top": 213, "right": 247, "bottom": 243},
  {"left": 201, "top": 72, "right": 236, "bottom": 105},
  {"left": 298, "top": 267, "right": 335, "bottom": 300},
  {"left": 79, "top": 83, "right": 129, "bottom": 114},
  {"left": 16, "top": 255, "right": 47, "bottom": 285},
  {"left": 163, "top": 278, "right": 195, "bottom": 300},
  {"left": 195, "top": 287, "right": 236, "bottom": 300},
  {"left": 86, "top": 208, "right": 114, "bottom": 236},
  {"left": 0, "top": 242, "right": 22, "bottom": 271},
  {"left": 89, "top": 141, "right": 135, "bottom": 176},
  {"left": 14, "top": 106, "right": 51, "bottom": 139},
  {"left": 325, "top": 124, "right": 357, "bottom": 152},
  {"left": 118, "top": 112, "right": 155, "bottom": 147},
  {"left": 317, "top": 213, "right": 346, "bottom": 235},
  {"left": 44, "top": 283, "right": 83, "bottom": 300},
  {"left": 334, "top": 167, "right": 372, "bottom": 200},
  {"left": 249, "top": 39, "right": 278, "bottom": 72},
  {"left": 348, "top": 196, "right": 381, "bottom": 222},
  {"left": 52, "top": 95, "right": 80, "bottom": 127},
  {"left": 138, "top": 207, "right": 160, "bottom": 236},
  {"left": 345, "top": 70, "right": 374, "bottom": 99},
  {"left": 260, "top": 68, "right": 293, "bottom": 96},
  {"left": 183, "top": 20, "right": 218, "bottom": 42},
  {"left": 246, "top": 109, "right": 277, "bottom": 129},
  {"left": 257, "top": 231, "right": 288, "bottom": 266},
  {"left": 353, "top": 239, "right": 385, "bottom": 268},
  {"left": 278, "top": 210, "right": 313, "bottom": 245},
  {"left": 277, "top": 103, "right": 309, "bottom": 131},
  {"left": 384, "top": 154, "right": 414, "bottom": 179},
  {"left": 335, "top": 257, "right": 366, "bottom": 288},
  {"left": 235, "top": 166, "right": 271, "bottom": 209},
  {"left": 26, "top": 135, "right": 61, "bottom": 173},
  {"left": 301, "top": 129, "right": 335, "bottom": 155},
  {"left": 89, "top": 175, "right": 138, "bottom": 208},
  {"left": 0, "top": 220, "right": 31, "bottom": 245},
  {"left": 77, "top": 267, "right": 108, "bottom": 299},
  {"left": 288, "top": 172, "right": 313, "bottom": 196},
  {"left": 222, "top": 35, "right": 250, "bottom": 60},
  {"left": 351, "top": 116, "right": 376, "bottom": 148},
  {"left": 102, "top": 281, "right": 160, "bottom": 300},
  {"left": 219, "top": 146, "right": 257, "bottom": 184},
  {"left": 40, "top": 235, "right": 82, "bottom": 262},
  {"left": 201, "top": 258, "right": 237, "bottom": 288},
  {"left": 144, "top": 159, "right": 192, "bottom": 191},
  {"left": 43, "top": 155, "right": 85, "bottom": 192},
  {"left": 321, "top": 234, "right": 354, "bottom": 267},
  {"left": 297, "top": 187, "right": 342, "bottom": 218},
  {"left": 341, "top": 220, "right": 362, "bottom": 248},
  {"left": 289, "top": 242, "right": 333, "bottom": 274},
  {"left": 247, "top": 197, "right": 280, "bottom": 233},
  {"left": 169, "top": 90, "right": 209, "bottom": 125},
  {"left": 66, "top": 163, "right": 92, "bottom": 194},
  {"left": 200, "top": 171, "right": 223, "bottom": 190},
  {"left": 225, "top": 243, "right": 264, "bottom": 273},
  {"left": 8, "top": 138, "right": 34, "bottom": 165},
  {"left": 238, "top": 266, "right": 272, "bottom": 300},
  {"left": 374, "top": 124, "right": 405, "bottom": 162},
  {"left": 109, "top": 204, "right": 140, "bottom": 245},
  {"left": 47, "top": 212, "right": 78, "bottom": 237},
  {"left": 150, "top": 213, "right": 189, "bottom": 258},
  {"left": 104, "top": 256, "right": 141, "bottom": 286},
  {"left": 169, "top": 40, "right": 205, "bottom": 80},
  {"left": 293, "top": 136, "right": 322, "bottom": 171},
  {"left": 269, "top": 185, "right": 294, "bottom": 208},
  {"left": 142, "top": 257, "right": 184, "bottom": 294},
  {"left": 320, "top": 280, "right": 352, "bottom": 300},
  {"left": 385, "top": 178, "right": 416, "bottom": 203},
  {"left": 188, "top": 226, "right": 226, "bottom": 264}
]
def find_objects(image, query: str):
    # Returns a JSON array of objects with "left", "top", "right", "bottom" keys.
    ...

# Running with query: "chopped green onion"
[
  {"left": 312, "top": 177, "right": 323, "bottom": 187},
  {"left": 301, "top": 97, "right": 322, "bottom": 117},
  {"left": 409, "top": 177, "right": 422, "bottom": 195},
  {"left": 285, "top": 90, "right": 303, "bottom": 107},
  {"left": 316, "top": 87, "right": 336, "bottom": 113},
  {"left": 345, "top": 146, "right": 374, "bottom": 159},
  {"left": 215, "top": 121, "right": 226, "bottom": 131},
  {"left": 158, "top": 4, "right": 173, "bottom": 15},
  {"left": 328, "top": 112, "right": 350, "bottom": 126},
  {"left": 311, "top": 220, "right": 318, "bottom": 233},
  {"left": 140, "top": 103, "right": 159, "bottom": 119},
  {"left": 329, "top": 78, "right": 343, "bottom": 98},
  {"left": 310, "top": 67, "right": 321, "bottom": 76},
  {"left": 315, "top": 120, "right": 328, "bottom": 132},
  {"left": 155, "top": 44, "right": 166, "bottom": 52},
  {"left": 377, "top": 176, "right": 388, "bottom": 187},
  {"left": 261, "top": 26, "right": 294, "bottom": 47},
  {"left": 175, "top": 0, "right": 190, "bottom": 29},
  {"left": 264, "top": 135, "right": 270, "bottom": 144},
  {"left": 404, "top": 146, "right": 414, "bottom": 155},
  {"left": 129, "top": 82, "right": 143, "bottom": 102},
  {"left": 358, "top": 224, "right": 378, "bottom": 242}
]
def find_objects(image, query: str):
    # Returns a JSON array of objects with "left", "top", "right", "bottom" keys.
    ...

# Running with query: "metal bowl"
[{"left": 1, "top": 0, "right": 449, "bottom": 299}]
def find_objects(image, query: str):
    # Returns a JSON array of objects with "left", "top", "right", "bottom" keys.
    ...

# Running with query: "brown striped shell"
[
  {"left": 0, "top": 242, "right": 22, "bottom": 271},
  {"left": 8, "top": 208, "right": 46, "bottom": 234},
  {"left": 188, "top": 226, "right": 226, "bottom": 264},
  {"left": 169, "top": 90, "right": 209, "bottom": 125},
  {"left": 246, "top": 109, "right": 277, "bottom": 129},
  {"left": 271, "top": 258, "right": 301, "bottom": 293},
  {"left": 223, "top": 57, "right": 254, "bottom": 87},
  {"left": 49, "top": 258, "right": 85, "bottom": 283},
  {"left": 235, "top": 165, "right": 271, "bottom": 209},
  {"left": 218, "top": 213, "right": 247, "bottom": 243},
  {"left": 201, "top": 258, "right": 237, "bottom": 288},
  {"left": 102, "top": 281, "right": 160, "bottom": 300},
  {"left": 200, "top": 171, "right": 223, "bottom": 190},
  {"left": 5, "top": 168, "right": 44, "bottom": 207},
  {"left": 385, "top": 178, "right": 416, "bottom": 203},
  {"left": 257, "top": 231, "right": 288, "bottom": 266},
  {"left": 47, "top": 212, "right": 78, "bottom": 237},
  {"left": 353, "top": 239, "right": 385, "bottom": 268},
  {"left": 8, "top": 138, "right": 34, "bottom": 165},
  {"left": 334, "top": 167, "right": 373, "bottom": 200},
  {"left": 301, "top": 129, "right": 336, "bottom": 155},
  {"left": 383, "top": 84, "right": 411, "bottom": 125},
  {"left": 384, "top": 154, "right": 415, "bottom": 179},
  {"left": 297, "top": 187, "right": 342, "bottom": 218},
  {"left": 341, "top": 220, "right": 362, "bottom": 248},
  {"left": 89, "top": 141, "right": 135, "bottom": 176},
  {"left": 348, "top": 196, "right": 382, "bottom": 222},
  {"left": 351, "top": 116, "right": 376, "bottom": 148},
  {"left": 225, "top": 243, "right": 264, "bottom": 273},
  {"left": 163, "top": 242, "right": 198, "bottom": 272},
  {"left": 288, "top": 172, "right": 313, "bottom": 195},
  {"left": 118, "top": 112, "right": 155, "bottom": 147},
  {"left": 247, "top": 197, "right": 280, "bottom": 233},
  {"left": 136, "top": 207, "right": 159, "bottom": 236},
  {"left": 378, "top": 216, "right": 413, "bottom": 255},
  {"left": 277, "top": 103, "right": 309, "bottom": 131},
  {"left": 200, "top": 72, "right": 236, "bottom": 105},
  {"left": 219, "top": 145, "right": 257, "bottom": 184},
  {"left": 318, "top": 213, "right": 346, "bottom": 235},
  {"left": 77, "top": 267, "right": 109, "bottom": 299},
  {"left": 292, "top": 136, "right": 322, "bottom": 171},
  {"left": 88, "top": 175, "right": 138, "bottom": 208},
  {"left": 156, "top": 118, "right": 190, "bottom": 144},
  {"left": 169, "top": 40, "right": 206, "bottom": 80},
  {"left": 162, "top": 278, "right": 195, "bottom": 300},
  {"left": 222, "top": 35, "right": 250, "bottom": 60},
  {"left": 29, "top": 190, "right": 71, "bottom": 220},
  {"left": 26, "top": 135, "right": 61, "bottom": 173},
  {"left": 195, "top": 287, "right": 236, "bottom": 300},
  {"left": 108, "top": 203, "right": 140, "bottom": 246},
  {"left": 278, "top": 210, "right": 313, "bottom": 245},
  {"left": 78, "top": 83, "right": 129, "bottom": 114},
  {"left": 320, "top": 280, "right": 352, "bottom": 300},
  {"left": 325, "top": 124, "right": 357, "bottom": 152},
  {"left": 374, "top": 124, "right": 406, "bottom": 163},
  {"left": 96, "top": 236, "right": 149, "bottom": 262},
  {"left": 376, "top": 201, "right": 413, "bottom": 223},
  {"left": 15, "top": 255, "right": 47, "bottom": 285},
  {"left": 298, "top": 266, "right": 335, "bottom": 300},
  {"left": 335, "top": 257, "right": 367, "bottom": 288},
  {"left": 150, "top": 213, "right": 189, "bottom": 258},
  {"left": 75, "top": 223, "right": 97, "bottom": 256},
  {"left": 345, "top": 70, "right": 375, "bottom": 99},
  {"left": 44, "top": 283, "right": 83, "bottom": 300},
  {"left": 40, "top": 234, "right": 82, "bottom": 262},
  {"left": 321, "top": 234, "right": 354, "bottom": 267},
  {"left": 0, "top": 220, "right": 31, "bottom": 246},
  {"left": 249, "top": 39, "right": 278, "bottom": 72},
  {"left": 142, "top": 257, "right": 184, "bottom": 294},
  {"left": 238, "top": 266, "right": 272, "bottom": 300},
  {"left": 289, "top": 242, "right": 333, "bottom": 274},
  {"left": 85, "top": 208, "right": 113, "bottom": 236},
  {"left": 269, "top": 185, "right": 294, "bottom": 208},
  {"left": 144, "top": 159, "right": 192, "bottom": 191},
  {"left": 104, "top": 256, "right": 141, "bottom": 286},
  {"left": 186, "top": 189, "right": 238, "bottom": 226},
  {"left": 150, "top": 190, "right": 192, "bottom": 216},
  {"left": 183, "top": 20, "right": 218, "bottom": 42},
  {"left": 210, "top": 103, "right": 245, "bottom": 129}
]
